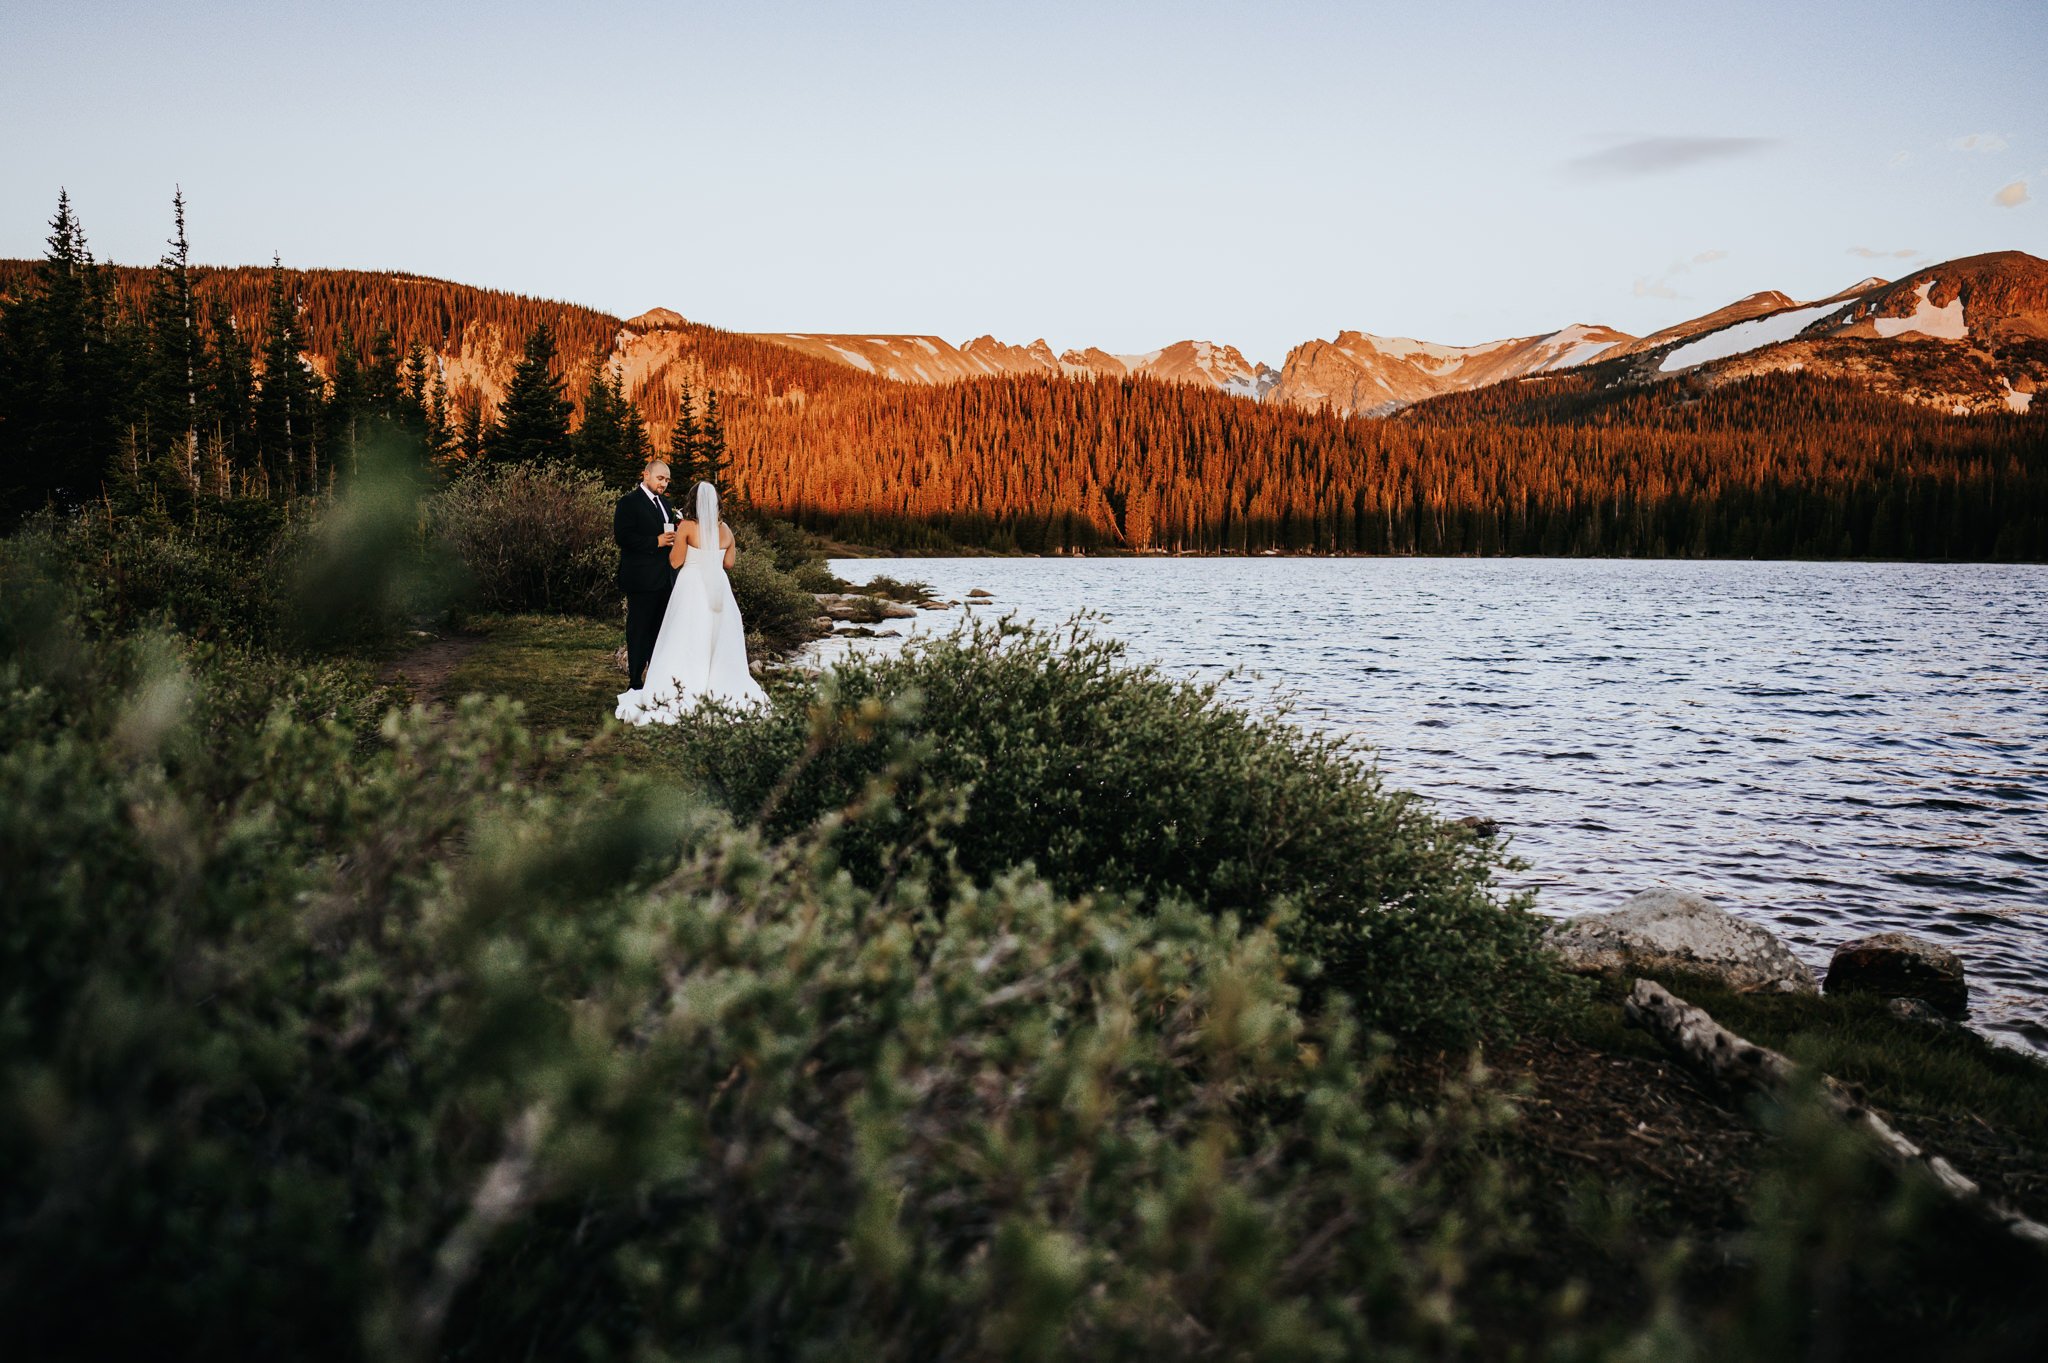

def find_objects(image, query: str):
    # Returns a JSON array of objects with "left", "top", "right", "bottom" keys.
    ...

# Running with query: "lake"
[{"left": 817, "top": 557, "right": 2048, "bottom": 1053}]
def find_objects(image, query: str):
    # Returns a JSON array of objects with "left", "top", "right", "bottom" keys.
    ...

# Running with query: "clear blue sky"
[{"left": 3, "top": 0, "right": 2040, "bottom": 363}]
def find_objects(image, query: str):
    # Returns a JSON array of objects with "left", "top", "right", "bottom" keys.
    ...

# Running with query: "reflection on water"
[{"left": 819, "top": 557, "right": 2048, "bottom": 1053}]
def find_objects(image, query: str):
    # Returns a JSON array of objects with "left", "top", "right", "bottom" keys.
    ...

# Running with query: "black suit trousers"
[{"left": 625, "top": 585, "right": 672, "bottom": 690}]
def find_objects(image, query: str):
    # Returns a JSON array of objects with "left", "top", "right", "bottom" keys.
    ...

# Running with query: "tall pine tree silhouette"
[
  {"left": 571, "top": 363, "right": 624, "bottom": 476},
  {"left": 400, "top": 340, "right": 431, "bottom": 428},
  {"left": 697, "top": 389, "right": 732, "bottom": 499},
  {"left": 201, "top": 296, "right": 253, "bottom": 491},
  {"left": 486, "top": 323, "right": 573, "bottom": 464},
  {"left": 665, "top": 383, "right": 701, "bottom": 487},
  {"left": 322, "top": 328, "right": 366, "bottom": 472},
  {"left": 253, "top": 256, "right": 321, "bottom": 494},
  {"left": 144, "top": 188, "right": 201, "bottom": 484},
  {"left": 0, "top": 191, "right": 130, "bottom": 517}
]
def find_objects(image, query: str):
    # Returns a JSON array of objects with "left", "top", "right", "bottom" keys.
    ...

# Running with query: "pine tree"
[
  {"left": 617, "top": 373, "right": 652, "bottom": 481},
  {"left": 364, "top": 325, "right": 400, "bottom": 419},
  {"left": 0, "top": 193, "right": 83, "bottom": 516},
  {"left": 457, "top": 403, "right": 487, "bottom": 465},
  {"left": 485, "top": 323, "right": 573, "bottom": 464},
  {"left": 697, "top": 388, "right": 732, "bottom": 498},
  {"left": 424, "top": 365, "right": 451, "bottom": 461},
  {"left": 0, "top": 191, "right": 137, "bottom": 517},
  {"left": 323, "top": 328, "right": 366, "bottom": 472},
  {"left": 666, "top": 384, "right": 701, "bottom": 486},
  {"left": 400, "top": 340, "right": 431, "bottom": 427},
  {"left": 144, "top": 187, "right": 202, "bottom": 484},
  {"left": 201, "top": 296, "right": 254, "bottom": 491},
  {"left": 253, "top": 256, "right": 320, "bottom": 494},
  {"left": 571, "top": 363, "right": 624, "bottom": 477}
]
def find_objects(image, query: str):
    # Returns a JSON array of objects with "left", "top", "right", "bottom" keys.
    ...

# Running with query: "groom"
[{"left": 615, "top": 459, "right": 679, "bottom": 691}]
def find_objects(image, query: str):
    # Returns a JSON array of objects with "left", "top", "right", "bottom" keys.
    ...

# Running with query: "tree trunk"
[{"left": 1624, "top": 978, "right": 2048, "bottom": 1250}]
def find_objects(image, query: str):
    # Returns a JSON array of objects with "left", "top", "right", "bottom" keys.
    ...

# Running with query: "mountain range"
[
  {"left": 729, "top": 250, "right": 2046, "bottom": 419},
  {"left": 5, "top": 250, "right": 2039, "bottom": 442}
]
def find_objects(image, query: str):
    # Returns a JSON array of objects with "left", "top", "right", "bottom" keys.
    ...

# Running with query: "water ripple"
[{"left": 822, "top": 557, "right": 2048, "bottom": 1053}]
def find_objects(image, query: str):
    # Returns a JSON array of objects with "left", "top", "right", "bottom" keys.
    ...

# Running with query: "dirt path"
[{"left": 381, "top": 629, "right": 485, "bottom": 706}]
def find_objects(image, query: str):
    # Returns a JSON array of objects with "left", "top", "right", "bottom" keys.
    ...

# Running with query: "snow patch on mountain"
[
  {"left": 1658, "top": 302, "right": 1840, "bottom": 373},
  {"left": 1532, "top": 324, "right": 1624, "bottom": 371},
  {"left": 1873, "top": 280, "right": 1967, "bottom": 340}
]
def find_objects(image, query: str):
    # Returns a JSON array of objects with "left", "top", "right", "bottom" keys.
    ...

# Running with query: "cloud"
[
  {"left": 1632, "top": 248, "right": 1730, "bottom": 300},
  {"left": 1951, "top": 133, "right": 2010, "bottom": 153},
  {"left": 1565, "top": 136, "right": 1777, "bottom": 179},
  {"left": 1994, "top": 178, "right": 2031, "bottom": 207},
  {"left": 1848, "top": 246, "right": 1920, "bottom": 259}
]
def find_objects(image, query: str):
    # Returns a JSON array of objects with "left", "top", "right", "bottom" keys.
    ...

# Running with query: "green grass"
[{"left": 442, "top": 613, "right": 630, "bottom": 738}]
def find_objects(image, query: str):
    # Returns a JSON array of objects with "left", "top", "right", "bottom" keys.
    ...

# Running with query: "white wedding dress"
[{"left": 615, "top": 491, "right": 769, "bottom": 724}]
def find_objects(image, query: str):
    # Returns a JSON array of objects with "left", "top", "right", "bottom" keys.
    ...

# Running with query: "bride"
[{"left": 615, "top": 481, "right": 769, "bottom": 724}]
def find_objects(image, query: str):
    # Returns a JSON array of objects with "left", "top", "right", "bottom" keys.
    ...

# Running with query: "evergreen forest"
[{"left": 2, "top": 191, "right": 2042, "bottom": 559}]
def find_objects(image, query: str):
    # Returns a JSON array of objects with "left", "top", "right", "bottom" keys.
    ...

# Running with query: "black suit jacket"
[{"left": 615, "top": 488, "right": 680, "bottom": 594}]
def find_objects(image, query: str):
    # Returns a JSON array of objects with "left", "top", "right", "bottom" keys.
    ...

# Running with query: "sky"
[{"left": 2, "top": 0, "right": 2042, "bottom": 364}]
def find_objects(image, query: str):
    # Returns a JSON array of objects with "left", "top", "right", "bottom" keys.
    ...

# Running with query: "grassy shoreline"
[{"left": 430, "top": 613, "right": 2048, "bottom": 1178}]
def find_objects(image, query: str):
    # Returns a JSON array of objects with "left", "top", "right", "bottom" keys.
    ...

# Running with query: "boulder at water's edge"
[
  {"left": 1544, "top": 888, "right": 1819, "bottom": 994},
  {"left": 1826, "top": 931, "right": 1969, "bottom": 1019}
]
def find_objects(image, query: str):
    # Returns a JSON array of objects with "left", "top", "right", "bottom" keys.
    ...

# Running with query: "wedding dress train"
[{"left": 615, "top": 541, "right": 768, "bottom": 724}]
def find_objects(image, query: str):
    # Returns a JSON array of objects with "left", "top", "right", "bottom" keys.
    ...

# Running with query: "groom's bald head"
[{"left": 642, "top": 460, "right": 671, "bottom": 494}]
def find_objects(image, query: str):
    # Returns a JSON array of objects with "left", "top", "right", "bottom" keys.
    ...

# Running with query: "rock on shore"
[
  {"left": 1826, "top": 932, "right": 1969, "bottom": 1018},
  {"left": 1545, "top": 888, "right": 1819, "bottom": 994}
]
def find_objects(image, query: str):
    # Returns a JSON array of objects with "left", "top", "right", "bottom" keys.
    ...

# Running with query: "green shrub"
[
  {"left": 2, "top": 581, "right": 1542, "bottom": 1361},
  {"left": 727, "top": 535, "right": 825, "bottom": 659},
  {"left": 647, "top": 616, "right": 1557, "bottom": 1045},
  {"left": 428, "top": 461, "right": 617, "bottom": 615},
  {"left": 427, "top": 468, "right": 825, "bottom": 655},
  {"left": 9, "top": 499, "right": 294, "bottom": 644},
  {"left": 745, "top": 512, "right": 847, "bottom": 593},
  {"left": 858, "top": 572, "right": 937, "bottom": 604},
  {"left": 8, "top": 446, "right": 438, "bottom": 657}
]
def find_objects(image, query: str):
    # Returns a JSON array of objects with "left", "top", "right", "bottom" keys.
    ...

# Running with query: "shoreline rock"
[
  {"left": 1826, "top": 932, "right": 1969, "bottom": 1019},
  {"left": 813, "top": 593, "right": 916, "bottom": 623},
  {"left": 1545, "top": 888, "right": 1819, "bottom": 994}
]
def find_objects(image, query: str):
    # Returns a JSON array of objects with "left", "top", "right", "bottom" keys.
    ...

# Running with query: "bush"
[
  {"left": 645, "top": 616, "right": 1557, "bottom": 1045},
  {"left": 727, "top": 539, "right": 825, "bottom": 659},
  {"left": 857, "top": 572, "right": 937, "bottom": 604},
  {"left": 1, "top": 577, "right": 1542, "bottom": 1361},
  {"left": 7, "top": 445, "right": 446, "bottom": 657},
  {"left": 428, "top": 469, "right": 826, "bottom": 656},
  {"left": 9, "top": 498, "right": 295, "bottom": 645},
  {"left": 745, "top": 512, "right": 847, "bottom": 593},
  {"left": 429, "top": 461, "right": 616, "bottom": 615}
]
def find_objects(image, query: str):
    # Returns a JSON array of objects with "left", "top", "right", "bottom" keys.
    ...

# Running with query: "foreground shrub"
[
  {"left": 647, "top": 616, "right": 1557, "bottom": 1045},
  {"left": 2, "top": 581, "right": 1539, "bottom": 1361}
]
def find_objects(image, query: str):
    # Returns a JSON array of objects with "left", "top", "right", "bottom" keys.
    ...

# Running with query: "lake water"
[{"left": 817, "top": 557, "right": 2048, "bottom": 1053}]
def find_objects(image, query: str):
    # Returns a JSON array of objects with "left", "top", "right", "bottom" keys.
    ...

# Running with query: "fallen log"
[{"left": 1623, "top": 977, "right": 2048, "bottom": 1250}]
